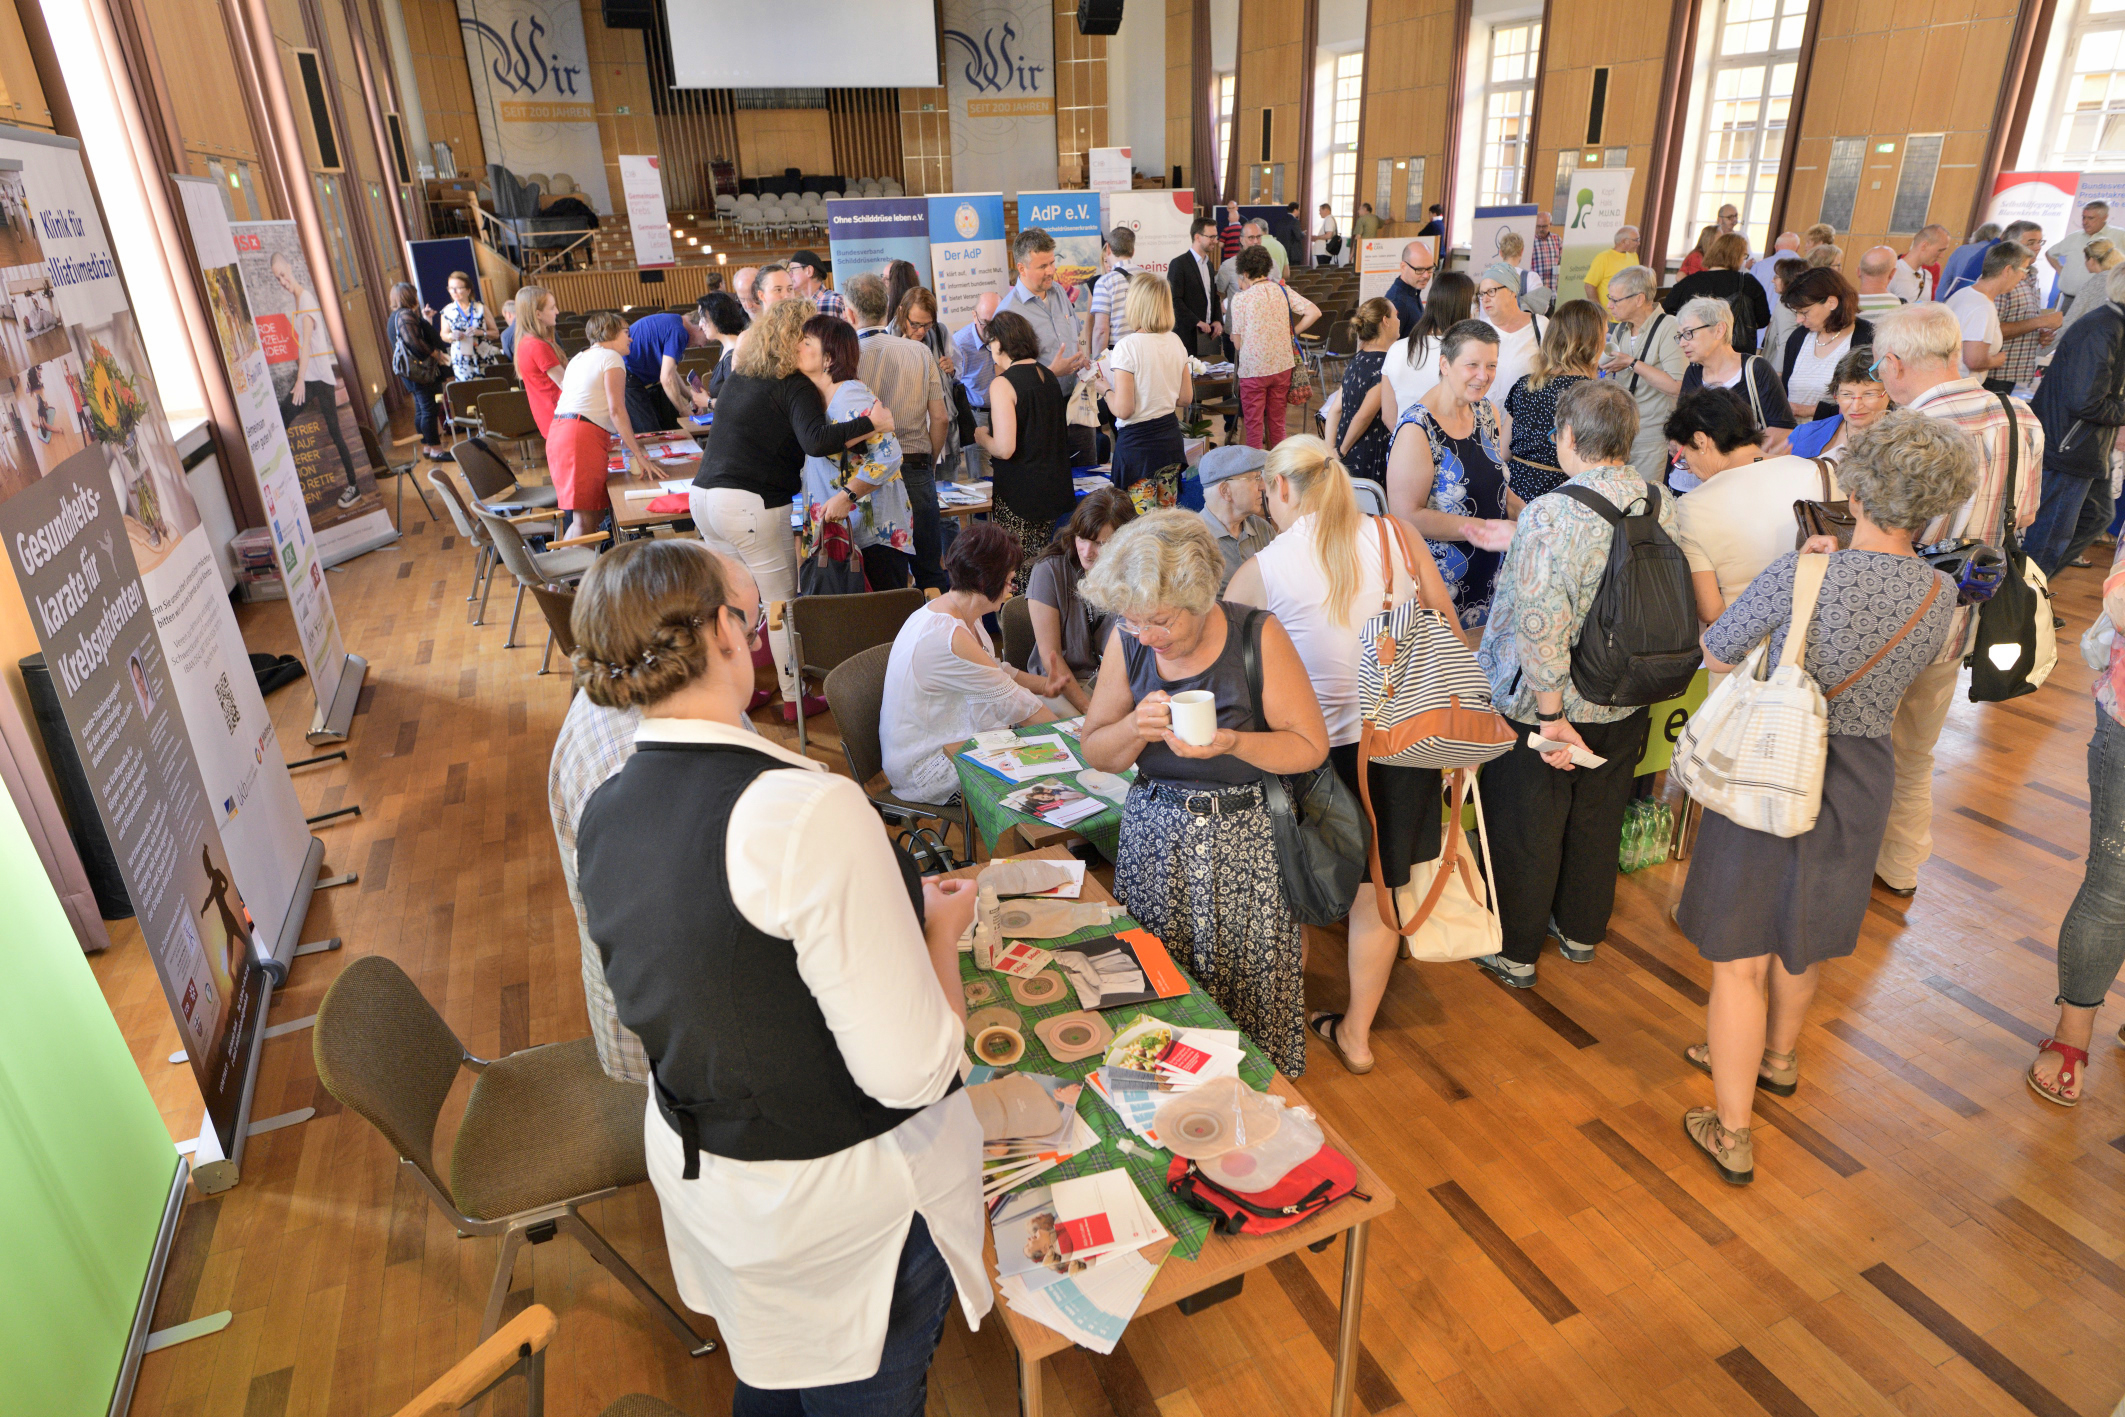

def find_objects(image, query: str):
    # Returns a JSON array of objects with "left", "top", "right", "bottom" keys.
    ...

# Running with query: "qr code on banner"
[{"left": 215, "top": 672, "right": 240, "bottom": 732}]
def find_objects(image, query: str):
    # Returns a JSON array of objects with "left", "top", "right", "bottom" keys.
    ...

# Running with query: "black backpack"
[{"left": 1552, "top": 483, "right": 1703, "bottom": 706}]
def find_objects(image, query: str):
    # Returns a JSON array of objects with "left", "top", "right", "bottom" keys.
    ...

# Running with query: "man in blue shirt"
[
  {"left": 951, "top": 291, "right": 1001, "bottom": 480},
  {"left": 998, "top": 228, "right": 1087, "bottom": 400},
  {"left": 1383, "top": 240, "right": 1433, "bottom": 334},
  {"left": 622, "top": 309, "right": 713, "bottom": 433},
  {"left": 1937, "top": 226, "right": 2002, "bottom": 300}
]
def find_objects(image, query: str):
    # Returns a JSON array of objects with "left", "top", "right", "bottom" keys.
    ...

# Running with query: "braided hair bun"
[{"left": 570, "top": 540, "right": 732, "bottom": 709}]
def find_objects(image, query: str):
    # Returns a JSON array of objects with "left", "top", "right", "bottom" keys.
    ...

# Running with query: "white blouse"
[
  {"left": 882, "top": 607, "right": 1042, "bottom": 803},
  {"left": 554, "top": 346, "right": 625, "bottom": 431},
  {"left": 1106, "top": 330, "right": 1192, "bottom": 425},
  {"left": 1248, "top": 512, "right": 1415, "bottom": 747},
  {"left": 1786, "top": 327, "right": 1853, "bottom": 416},
  {"left": 630, "top": 716, "right": 988, "bottom": 1388},
  {"left": 1379, "top": 335, "right": 1444, "bottom": 417}
]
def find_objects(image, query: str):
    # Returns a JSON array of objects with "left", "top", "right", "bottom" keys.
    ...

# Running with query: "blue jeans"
[
  {"left": 2058, "top": 705, "right": 2125, "bottom": 1007},
  {"left": 2026, "top": 465, "right": 2100, "bottom": 576},
  {"left": 730, "top": 1213, "right": 955, "bottom": 1417},
  {"left": 402, "top": 377, "right": 440, "bottom": 446},
  {"left": 2064, "top": 472, "right": 2117, "bottom": 573},
  {"left": 901, "top": 455, "right": 947, "bottom": 591}
]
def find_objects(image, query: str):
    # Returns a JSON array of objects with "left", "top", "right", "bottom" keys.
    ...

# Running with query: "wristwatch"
[{"left": 1536, "top": 709, "right": 1564, "bottom": 722}]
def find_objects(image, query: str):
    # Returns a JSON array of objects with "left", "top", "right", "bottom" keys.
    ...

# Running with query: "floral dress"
[
  {"left": 1335, "top": 350, "right": 1392, "bottom": 484},
  {"left": 798, "top": 379, "right": 913, "bottom": 559},
  {"left": 1398, "top": 399, "right": 1509, "bottom": 629},
  {"left": 439, "top": 300, "right": 501, "bottom": 381}
]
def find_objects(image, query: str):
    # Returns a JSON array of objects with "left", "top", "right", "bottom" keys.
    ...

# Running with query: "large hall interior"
[{"left": 3, "top": 0, "right": 2125, "bottom": 1413}]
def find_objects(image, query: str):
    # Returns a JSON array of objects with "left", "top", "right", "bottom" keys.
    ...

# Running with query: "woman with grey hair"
[
  {"left": 1078, "top": 511, "right": 1331, "bottom": 1075},
  {"left": 1674, "top": 409, "right": 1972, "bottom": 1187},
  {"left": 1673, "top": 294, "right": 1796, "bottom": 474}
]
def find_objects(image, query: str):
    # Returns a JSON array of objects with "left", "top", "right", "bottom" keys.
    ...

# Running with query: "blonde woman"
[
  {"left": 690, "top": 298, "right": 891, "bottom": 709},
  {"left": 1226, "top": 437, "right": 1465, "bottom": 1075},
  {"left": 547, "top": 311, "right": 652, "bottom": 539},
  {"left": 1500, "top": 298, "right": 1607, "bottom": 503},
  {"left": 1105, "top": 272, "right": 1194, "bottom": 510},
  {"left": 511, "top": 284, "right": 563, "bottom": 438},
  {"left": 1080, "top": 511, "right": 1330, "bottom": 1076},
  {"left": 2057, "top": 238, "right": 2125, "bottom": 338}
]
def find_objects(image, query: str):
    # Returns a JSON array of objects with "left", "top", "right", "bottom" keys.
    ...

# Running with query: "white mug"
[{"left": 1168, "top": 689, "right": 1218, "bottom": 746}]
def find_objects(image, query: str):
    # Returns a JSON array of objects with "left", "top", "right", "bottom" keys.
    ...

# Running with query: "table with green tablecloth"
[{"left": 949, "top": 722, "right": 1134, "bottom": 862}]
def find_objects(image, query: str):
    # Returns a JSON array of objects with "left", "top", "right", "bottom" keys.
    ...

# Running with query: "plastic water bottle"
[
  {"left": 1619, "top": 803, "right": 1643, "bottom": 872},
  {"left": 1650, "top": 801, "right": 1672, "bottom": 865}
]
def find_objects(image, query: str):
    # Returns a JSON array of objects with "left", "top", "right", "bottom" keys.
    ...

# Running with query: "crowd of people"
[{"left": 455, "top": 200, "right": 2125, "bottom": 1411}]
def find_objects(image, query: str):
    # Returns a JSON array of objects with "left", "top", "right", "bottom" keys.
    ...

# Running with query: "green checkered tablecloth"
[
  {"left": 962, "top": 913, "right": 1277, "bottom": 1262},
  {"left": 951, "top": 725, "right": 1134, "bottom": 862}
]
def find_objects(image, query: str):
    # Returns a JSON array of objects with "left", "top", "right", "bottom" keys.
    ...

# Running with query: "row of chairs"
[{"left": 426, "top": 439, "right": 594, "bottom": 672}]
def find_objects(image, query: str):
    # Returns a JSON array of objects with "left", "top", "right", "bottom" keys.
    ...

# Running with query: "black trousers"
[
  {"left": 281, "top": 380, "right": 358, "bottom": 491},
  {"left": 1485, "top": 710, "right": 1649, "bottom": 964},
  {"left": 624, "top": 375, "right": 680, "bottom": 435}
]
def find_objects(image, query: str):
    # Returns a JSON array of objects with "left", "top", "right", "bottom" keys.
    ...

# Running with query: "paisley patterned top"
[
  {"left": 1706, "top": 550, "right": 1955, "bottom": 737},
  {"left": 1397, "top": 399, "right": 1509, "bottom": 630},
  {"left": 1478, "top": 463, "right": 1679, "bottom": 724}
]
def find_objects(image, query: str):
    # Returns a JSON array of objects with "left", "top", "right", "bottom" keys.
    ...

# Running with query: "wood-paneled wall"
[
  {"left": 733, "top": 108, "right": 835, "bottom": 178},
  {"left": 1055, "top": 0, "right": 1111, "bottom": 188},
  {"left": 899, "top": 88, "right": 951, "bottom": 196},
  {"left": 1166, "top": 0, "right": 1194, "bottom": 195},
  {"left": 1235, "top": 0, "right": 1307, "bottom": 200},
  {"left": 1529, "top": 0, "right": 1672, "bottom": 236},
  {"left": 1781, "top": 0, "right": 2019, "bottom": 267},
  {"left": 580, "top": 8, "right": 667, "bottom": 214},
  {"left": 828, "top": 89, "right": 904, "bottom": 184},
  {"left": 398, "top": 0, "right": 483, "bottom": 176},
  {"left": 0, "top": 0, "right": 54, "bottom": 131},
  {"left": 1355, "top": 0, "right": 1459, "bottom": 235}
]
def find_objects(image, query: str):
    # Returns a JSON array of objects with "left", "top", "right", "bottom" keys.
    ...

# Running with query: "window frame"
[
  {"left": 2041, "top": 0, "right": 2125, "bottom": 171},
  {"left": 1476, "top": 21, "right": 1541, "bottom": 209},
  {"left": 1681, "top": 0, "right": 1808, "bottom": 257}
]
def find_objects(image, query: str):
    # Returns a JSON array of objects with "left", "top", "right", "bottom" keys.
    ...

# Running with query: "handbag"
[
  {"left": 1356, "top": 517, "right": 1514, "bottom": 771},
  {"left": 1791, "top": 457, "right": 1854, "bottom": 549},
  {"left": 798, "top": 519, "right": 868, "bottom": 595},
  {"left": 1065, "top": 374, "right": 1101, "bottom": 429},
  {"left": 1280, "top": 286, "right": 1315, "bottom": 406},
  {"left": 1393, "top": 768, "right": 1505, "bottom": 956},
  {"left": 1166, "top": 1146, "right": 1366, "bottom": 1236},
  {"left": 1672, "top": 555, "right": 1939, "bottom": 837},
  {"left": 1238, "top": 607, "right": 1369, "bottom": 926},
  {"left": 1968, "top": 389, "right": 2057, "bottom": 702}
]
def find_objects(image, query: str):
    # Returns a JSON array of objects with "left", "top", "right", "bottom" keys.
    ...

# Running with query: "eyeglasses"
[
  {"left": 1676, "top": 324, "right": 1713, "bottom": 342},
  {"left": 721, "top": 602, "right": 766, "bottom": 644},
  {"left": 1835, "top": 385, "right": 1888, "bottom": 403},
  {"left": 1118, "top": 611, "right": 1184, "bottom": 638},
  {"left": 1404, "top": 262, "right": 1435, "bottom": 277},
  {"left": 1477, "top": 285, "right": 1509, "bottom": 299},
  {"left": 1867, "top": 354, "right": 1893, "bottom": 380}
]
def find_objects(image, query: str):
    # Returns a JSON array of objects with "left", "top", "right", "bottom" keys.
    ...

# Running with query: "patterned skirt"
[
  {"left": 1114, "top": 779, "right": 1306, "bottom": 1076},
  {"left": 991, "top": 499, "right": 1055, "bottom": 589}
]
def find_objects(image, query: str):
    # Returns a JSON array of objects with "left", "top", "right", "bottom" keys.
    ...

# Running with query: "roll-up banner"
[
  {"left": 229, "top": 222, "right": 398, "bottom": 568},
  {"left": 941, "top": 0, "right": 1058, "bottom": 199},
  {"left": 1017, "top": 191, "right": 1103, "bottom": 291},
  {"left": 175, "top": 178, "right": 354, "bottom": 726},
  {"left": 1985, "top": 173, "right": 2081, "bottom": 304},
  {"left": 1471, "top": 204, "right": 1540, "bottom": 282},
  {"left": 1105, "top": 190, "right": 1195, "bottom": 284},
  {"left": 454, "top": 0, "right": 612, "bottom": 214},
  {"left": 825, "top": 197, "right": 934, "bottom": 290},
  {"left": 0, "top": 131, "right": 280, "bottom": 1165},
  {"left": 1557, "top": 168, "right": 1633, "bottom": 296},
  {"left": 925, "top": 193, "right": 1008, "bottom": 333},
  {"left": 618, "top": 155, "right": 674, "bottom": 268},
  {"left": 1359, "top": 236, "right": 1428, "bottom": 303}
]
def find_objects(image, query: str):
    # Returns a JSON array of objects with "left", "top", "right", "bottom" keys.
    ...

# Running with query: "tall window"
[
  {"left": 1691, "top": 0, "right": 1806, "bottom": 253},
  {"left": 1327, "top": 52, "right": 1363, "bottom": 225},
  {"left": 1216, "top": 73, "right": 1236, "bottom": 193},
  {"left": 1477, "top": 22, "right": 1540, "bottom": 207},
  {"left": 2046, "top": 0, "right": 2125, "bottom": 168}
]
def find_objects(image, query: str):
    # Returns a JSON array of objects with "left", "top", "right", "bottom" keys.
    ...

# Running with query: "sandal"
[
  {"left": 1683, "top": 1107, "right": 1754, "bottom": 1185},
  {"left": 1684, "top": 1043, "right": 1798, "bottom": 1096},
  {"left": 2027, "top": 1037, "right": 2089, "bottom": 1107},
  {"left": 1308, "top": 1012, "right": 1374, "bottom": 1075}
]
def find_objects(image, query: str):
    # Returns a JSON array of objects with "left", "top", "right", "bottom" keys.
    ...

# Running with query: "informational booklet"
[
  {"left": 1086, "top": 1068, "right": 1165, "bottom": 1145},
  {"left": 963, "top": 735, "right": 1084, "bottom": 785},
  {"left": 1053, "top": 930, "right": 1191, "bottom": 1010},
  {"left": 989, "top": 940, "right": 1056, "bottom": 979},
  {"left": 999, "top": 1246, "right": 1165, "bottom": 1354},
  {"left": 639, "top": 435, "right": 703, "bottom": 463},
  {"left": 1000, "top": 780, "right": 1106, "bottom": 829},
  {"left": 938, "top": 481, "right": 990, "bottom": 507},
  {"left": 1048, "top": 1169, "right": 1167, "bottom": 1266},
  {"left": 1156, "top": 1029, "right": 1246, "bottom": 1091}
]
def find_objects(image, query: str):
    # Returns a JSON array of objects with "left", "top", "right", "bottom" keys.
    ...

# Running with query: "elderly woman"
[
  {"left": 568, "top": 539, "right": 986, "bottom": 1410},
  {"left": 1380, "top": 272, "right": 1475, "bottom": 417},
  {"left": 1675, "top": 411, "right": 1971, "bottom": 1185},
  {"left": 1476, "top": 262, "right": 1542, "bottom": 397},
  {"left": 1227, "top": 438, "right": 1466, "bottom": 1075},
  {"left": 1601, "top": 264, "right": 1690, "bottom": 482},
  {"left": 2057, "top": 238, "right": 2125, "bottom": 339},
  {"left": 1666, "top": 388, "right": 1840, "bottom": 625},
  {"left": 1778, "top": 267, "right": 1875, "bottom": 421},
  {"left": 1386, "top": 320, "right": 1518, "bottom": 629},
  {"left": 1080, "top": 512, "right": 1331, "bottom": 1075},
  {"left": 1787, "top": 347, "right": 1889, "bottom": 459},
  {"left": 1664, "top": 233, "right": 1771, "bottom": 354},
  {"left": 1673, "top": 294, "right": 1795, "bottom": 475},
  {"left": 548, "top": 311, "right": 653, "bottom": 540},
  {"left": 882, "top": 522, "right": 1066, "bottom": 805},
  {"left": 1027, "top": 486, "right": 1137, "bottom": 713}
]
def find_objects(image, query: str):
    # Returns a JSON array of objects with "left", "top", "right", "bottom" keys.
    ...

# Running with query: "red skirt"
[{"left": 546, "top": 416, "right": 613, "bottom": 512}]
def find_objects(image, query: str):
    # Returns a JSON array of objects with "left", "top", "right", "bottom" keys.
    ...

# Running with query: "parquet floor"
[{"left": 96, "top": 475, "right": 2125, "bottom": 1417}]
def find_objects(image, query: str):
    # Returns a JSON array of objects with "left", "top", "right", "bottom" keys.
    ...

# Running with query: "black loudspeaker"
[
  {"left": 1077, "top": 0, "right": 1123, "bottom": 35},
  {"left": 602, "top": 0, "right": 653, "bottom": 27},
  {"left": 19, "top": 654, "right": 131, "bottom": 919}
]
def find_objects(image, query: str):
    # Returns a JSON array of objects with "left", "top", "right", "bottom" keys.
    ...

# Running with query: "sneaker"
[
  {"left": 1550, "top": 917, "right": 1596, "bottom": 963},
  {"left": 1473, "top": 953, "right": 1536, "bottom": 989},
  {"left": 336, "top": 486, "right": 361, "bottom": 508}
]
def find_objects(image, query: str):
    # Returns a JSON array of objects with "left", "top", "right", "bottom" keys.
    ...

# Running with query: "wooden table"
[
  {"left": 607, "top": 450, "right": 703, "bottom": 533},
  {"left": 943, "top": 847, "right": 1396, "bottom": 1416}
]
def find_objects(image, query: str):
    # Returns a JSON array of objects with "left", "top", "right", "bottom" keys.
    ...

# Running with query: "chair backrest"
[
  {"left": 444, "top": 377, "right": 511, "bottom": 422},
  {"left": 823, "top": 643, "right": 895, "bottom": 788},
  {"left": 359, "top": 421, "right": 399, "bottom": 476},
  {"left": 1349, "top": 475, "right": 1387, "bottom": 517},
  {"left": 452, "top": 436, "right": 521, "bottom": 501},
  {"left": 998, "top": 593, "right": 1036, "bottom": 670},
  {"left": 473, "top": 504, "right": 548, "bottom": 586},
  {"left": 531, "top": 584, "right": 577, "bottom": 659},
  {"left": 314, "top": 955, "right": 470, "bottom": 1203},
  {"left": 428, "top": 466, "right": 484, "bottom": 541},
  {"left": 1326, "top": 320, "right": 1358, "bottom": 356},
  {"left": 475, "top": 390, "right": 538, "bottom": 441},
  {"left": 791, "top": 587, "right": 924, "bottom": 678}
]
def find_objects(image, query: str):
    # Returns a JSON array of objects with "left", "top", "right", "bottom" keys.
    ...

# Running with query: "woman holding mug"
[
  {"left": 438, "top": 269, "right": 500, "bottom": 380},
  {"left": 1080, "top": 512, "right": 1330, "bottom": 1075}
]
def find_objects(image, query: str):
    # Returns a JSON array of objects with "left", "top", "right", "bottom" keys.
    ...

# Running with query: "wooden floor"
[{"left": 98, "top": 476, "right": 2125, "bottom": 1417}]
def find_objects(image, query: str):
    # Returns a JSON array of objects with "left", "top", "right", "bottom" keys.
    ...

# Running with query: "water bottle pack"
[{"left": 1618, "top": 798, "right": 1673, "bottom": 873}]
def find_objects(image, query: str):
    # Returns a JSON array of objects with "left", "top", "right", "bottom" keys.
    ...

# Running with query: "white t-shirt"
[
  {"left": 1946, "top": 287, "right": 2002, "bottom": 378},
  {"left": 1106, "top": 330, "right": 1192, "bottom": 425},
  {"left": 882, "top": 608, "right": 1040, "bottom": 803},
  {"left": 1379, "top": 335, "right": 1444, "bottom": 416},
  {"left": 1675, "top": 454, "right": 1837, "bottom": 611},
  {"left": 1250, "top": 512, "right": 1416, "bottom": 747},
  {"left": 1889, "top": 258, "right": 1932, "bottom": 304},
  {"left": 1488, "top": 317, "right": 1541, "bottom": 404},
  {"left": 554, "top": 346, "right": 625, "bottom": 431},
  {"left": 1786, "top": 327, "right": 1855, "bottom": 415}
]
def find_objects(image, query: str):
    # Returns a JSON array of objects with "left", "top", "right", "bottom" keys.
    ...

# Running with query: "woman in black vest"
[
  {"left": 570, "top": 538, "right": 986, "bottom": 1409},
  {"left": 974, "top": 308, "right": 1073, "bottom": 585}
]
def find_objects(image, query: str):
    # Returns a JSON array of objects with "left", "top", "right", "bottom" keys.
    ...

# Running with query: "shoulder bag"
[
  {"left": 1673, "top": 555, "right": 1939, "bottom": 837},
  {"left": 1356, "top": 515, "right": 1515, "bottom": 773},
  {"left": 1968, "top": 389, "right": 2058, "bottom": 701},
  {"left": 1390, "top": 767, "right": 1504, "bottom": 956},
  {"left": 1791, "top": 457, "right": 1855, "bottom": 548},
  {"left": 1280, "top": 286, "right": 1316, "bottom": 406},
  {"left": 1238, "top": 607, "right": 1368, "bottom": 926}
]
